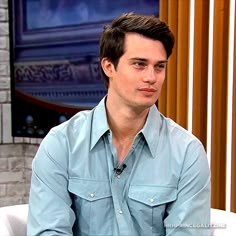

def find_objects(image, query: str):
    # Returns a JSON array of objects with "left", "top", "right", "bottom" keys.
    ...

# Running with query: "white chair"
[
  {"left": 0, "top": 204, "right": 28, "bottom": 236},
  {"left": 0, "top": 205, "right": 236, "bottom": 236},
  {"left": 210, "top": 208, "right": 236, "bottom": 235}
]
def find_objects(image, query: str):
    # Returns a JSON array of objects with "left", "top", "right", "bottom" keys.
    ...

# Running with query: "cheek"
[
  {"left": 111, "top": 73, "right": 131, "bottom": 94},
  {"left": 159, "top": 71, "right": 166, "bottom": 82},
  {"left": 156, "top": 74, "right": 166, "bottom": 87},
  {"left": 159, "top": 77, "right": 166, "bottom": 86},
  {"left": 117, "top": 70, "right": 136, "bottom": 87}
]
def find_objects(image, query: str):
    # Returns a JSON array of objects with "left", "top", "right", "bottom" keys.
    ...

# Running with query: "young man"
[{"left": 27, "top": 13, "right": 211, "bottom": 235}]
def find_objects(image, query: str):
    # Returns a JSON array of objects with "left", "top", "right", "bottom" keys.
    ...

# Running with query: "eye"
[
  {"left": 155, "top": 62, "right": 167, "bottom": 71},
  {"left": 133, "top": 61, "right": 146, "bottom": 69}
]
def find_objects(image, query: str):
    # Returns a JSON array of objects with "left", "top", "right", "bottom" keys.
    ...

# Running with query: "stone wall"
[
  {"left": 0, "top": 144, "right": 39, "bottom": 206},
  {"left": 0, "top": 0, "right": 41, "bottom": 207}
]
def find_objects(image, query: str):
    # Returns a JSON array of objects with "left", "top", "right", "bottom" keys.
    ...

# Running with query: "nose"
[{"left": 143, "top": 66, "right": 156, "bottom": 83}]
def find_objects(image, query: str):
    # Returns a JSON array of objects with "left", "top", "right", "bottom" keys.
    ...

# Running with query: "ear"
[{"left": 101, "top": 57, "right": 114, "bottom": 78}]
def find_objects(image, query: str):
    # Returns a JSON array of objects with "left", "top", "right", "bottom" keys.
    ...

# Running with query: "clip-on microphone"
[{"left": 114, "top": 164, "right": 127, "bottom": 175}]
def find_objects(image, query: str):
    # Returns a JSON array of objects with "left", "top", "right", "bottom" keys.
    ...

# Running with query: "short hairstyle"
[{"left": 99, "top": 12, "right": 175, "bottom": 88}]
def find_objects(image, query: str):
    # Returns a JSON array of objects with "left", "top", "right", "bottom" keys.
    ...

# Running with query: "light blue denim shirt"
[{"left": 27, "top": 97, "right": 211, "bottom": 236}]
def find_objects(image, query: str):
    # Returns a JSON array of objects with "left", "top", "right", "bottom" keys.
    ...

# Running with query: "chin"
[
  {"left": 138, "top": 101, "right": 156, "bottom": 110},
  {"left": 142, "top": 97, "right": 158, "bottom": 106},
  {"left": 130, "top": 96, "right": 157, "bottom": 109}
]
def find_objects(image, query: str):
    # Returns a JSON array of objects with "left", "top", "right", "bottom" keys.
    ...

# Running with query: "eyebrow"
[
  {"left": 157, "top": 60, "right": 168, "bottom": 64},
  {"left": 129, "top": 57, "right": 168, "bottom": 64}
]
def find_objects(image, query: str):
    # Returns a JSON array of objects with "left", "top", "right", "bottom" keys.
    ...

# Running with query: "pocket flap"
[
  {"left": 68, "top": 178, "right": 111, "bottom": 201},
  {"left": 128, "top": 185, "right": 177, "bottom": 207}
]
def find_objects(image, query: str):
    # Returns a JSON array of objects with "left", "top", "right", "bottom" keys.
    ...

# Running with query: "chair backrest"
[
  {"left": 1, "top": 205, "right": 235, "bottom": 236},
  {"left": 0, "top": 204, "right": 28, "bottom": 236},
  {"left": 210, "top": 208, "right": 236, "bottom": 235}
]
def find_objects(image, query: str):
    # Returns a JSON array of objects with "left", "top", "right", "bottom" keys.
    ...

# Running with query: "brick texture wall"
[{"left": 0, "top": 0, "right": 41, "bottom": 207}]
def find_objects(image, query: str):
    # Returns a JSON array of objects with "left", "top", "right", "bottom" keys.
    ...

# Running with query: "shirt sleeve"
[
  {"left": 164, "top": 141, "right": 211, "bottom": 236},
  {"left": 27, "top": 130, "right": 75, "bottom": 236}
]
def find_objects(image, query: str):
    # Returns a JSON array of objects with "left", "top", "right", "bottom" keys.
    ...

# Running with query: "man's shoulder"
[
  {"left": 51, "top": 97, "right": 107, "bottom": 135},
  {"left": 160, "top": 114, "right": 203, "bottom": 147},
  {"left": 158, "top": 114, "right": 208, "bottom": 171},
  {"left": 50, "top": 109, "right": 94, "bottom": 137}
]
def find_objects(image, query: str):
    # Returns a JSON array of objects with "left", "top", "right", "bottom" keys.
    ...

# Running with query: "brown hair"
[{"left": 99, "top": 13, "right": 175, "bottom": 88}]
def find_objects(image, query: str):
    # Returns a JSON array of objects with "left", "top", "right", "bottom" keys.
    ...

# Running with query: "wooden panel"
[
  {"left": 166, "top": 0, "right": 178, "bottom": 121},
  {"left": 159, "top": 0, "right": 234, "bottom": 211},
  {"left": 176, "top": 0, "right": 189, "bottom": 128},
  {"left": 210, "top": 0, "right": 230, "bottom": 209},
  {"left": 192, "top": 0, "right": 209, "bottom": 149},
  {"left": 158, "top": 0, "right": 168, "bottom": 114},
  {"left": 159, "top": 0, "right": 190, "bottom": 128},
  {"left": 159, "top": 0, "right": 178, "bottom": 121}
]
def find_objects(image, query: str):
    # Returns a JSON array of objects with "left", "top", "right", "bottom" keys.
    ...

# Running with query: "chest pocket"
[
  {"left": 68, "top": 178, "right": 113, "bottom": 235},
  {"left": 128, "top": 185, "right": 177, "bottom": 236}
]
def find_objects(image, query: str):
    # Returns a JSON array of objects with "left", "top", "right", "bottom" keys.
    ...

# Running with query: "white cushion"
[
  {"left": 0, "top": 204, "right": 28, "bottom": 236},
  {"left": 0, "top": 205, "right": 236, "bottom": 236},
  {"left": 211, "top": 208, "right": 236, "bottom": 235}
]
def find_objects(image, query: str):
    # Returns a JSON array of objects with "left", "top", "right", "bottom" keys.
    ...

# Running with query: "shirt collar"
[
  {"left": 90, "top": 98, "right": 162, "bottom": 157},
  {"left": 141, "top": 105, "right": 161, "bottom": 158},
  {"left": 90, "top": 96, "right": 109, "bottom": 150}
]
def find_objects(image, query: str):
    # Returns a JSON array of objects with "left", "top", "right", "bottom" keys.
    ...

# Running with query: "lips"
[
  {"left": 138, "top": 88, "right": 157, "bottom": 92},
  {"left": 137, "top": 88, "right": 158, "bottom": 97}
]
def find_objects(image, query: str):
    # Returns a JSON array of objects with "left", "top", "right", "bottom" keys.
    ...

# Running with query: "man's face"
[{"left": 102, "top": 33, "right": 167, "bottom": 111}]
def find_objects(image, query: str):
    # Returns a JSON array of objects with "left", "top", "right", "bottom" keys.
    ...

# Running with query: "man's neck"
[
  {"left": 106, "top": 98, "right": 149, "bottom": 138},
  {"left": 105, "top": 96, "right": 149, "bottom": 163}
]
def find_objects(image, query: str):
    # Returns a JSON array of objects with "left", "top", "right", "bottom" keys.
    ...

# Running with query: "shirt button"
[
  {"left": 90, "top": 193, "right": 95, "bottom": 198},
  {"left": 117, "top": 175, "right": 121, "bottom": 179},
  {"left": 149, "top": 198, "right": 154, "bottom": 203},
  {"left": 119, "top": 210, "right": 123, "bottom": 214}
]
